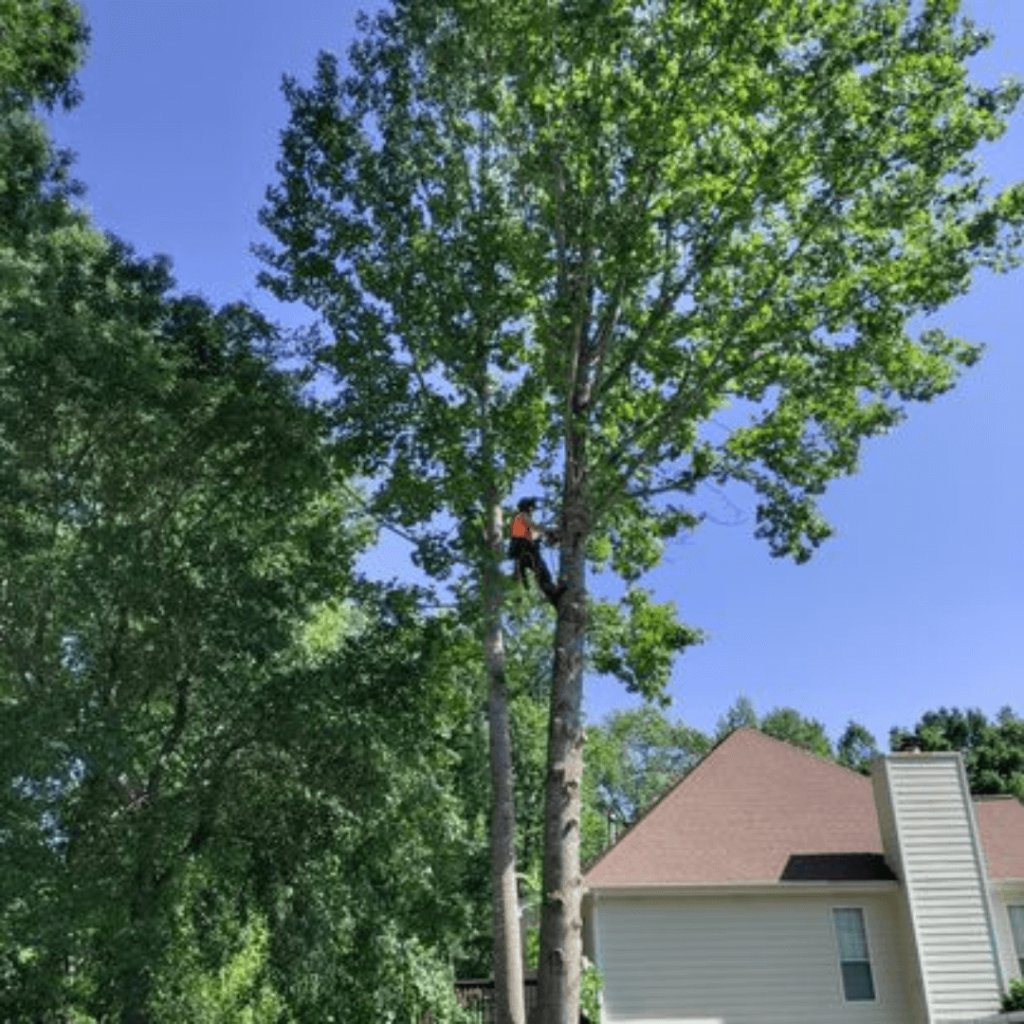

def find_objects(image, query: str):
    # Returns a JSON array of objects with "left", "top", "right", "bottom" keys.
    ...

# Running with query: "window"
[
  {"left": 833, "top": 908, "right": 876, "bottom": 1002},
  {"left": 1010, "top": 905, "right": 1024, "bottom": 977}
]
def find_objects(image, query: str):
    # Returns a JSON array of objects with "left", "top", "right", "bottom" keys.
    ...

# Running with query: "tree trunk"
[
  {"left": 536, "top": 490, "right": 588, "bottom": 1024},
  {"left": 118, "top": 870, "right": 161, "bottom": 1024},
  {"left": 537, "top": 222, "right": 595, "bottom": 1019},
  {"left": 483, "top": 495, "right": 527, "bottom": 1024}
]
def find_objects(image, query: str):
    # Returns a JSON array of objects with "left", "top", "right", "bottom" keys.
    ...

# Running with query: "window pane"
[
  {"left": 1010, "top": 906, "right": 1024, "bottom": 957},
  {"left": 834, "top": 908, "right": 869, "bottom": 961},
  {"left": 842, "top": 962, "right": 876, "bottom": 1001}
]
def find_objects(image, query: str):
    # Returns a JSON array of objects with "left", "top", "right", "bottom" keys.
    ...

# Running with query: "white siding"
[
  {"left": 877, "top": 755, "right": 1004, "bottom": 1024},
  {"left": 594, "top": 890, "right": 918, "bottom": 1024}
]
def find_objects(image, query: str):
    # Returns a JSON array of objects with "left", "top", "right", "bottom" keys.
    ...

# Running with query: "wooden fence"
[
  {"left": 454, "top": 976, "right": 540, "bottom": 1023},
  {"left": 452, "top": 975, "right": 590, "bottom": 1023}
]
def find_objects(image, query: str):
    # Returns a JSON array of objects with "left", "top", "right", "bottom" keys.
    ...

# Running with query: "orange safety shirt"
[{"left": 511, "top": 513, "right": 532, "bottom": 540}]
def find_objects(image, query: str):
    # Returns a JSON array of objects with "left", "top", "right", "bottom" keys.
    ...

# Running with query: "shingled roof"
[
  {"left": 584, "top": 728, "right": 1024, "bottom": 889},
  {"left": 975, "top": 795, "right": 1024, "bottom": 882},
  {"left": 585, "top": 728, "right": 884, "bottom": 888}
]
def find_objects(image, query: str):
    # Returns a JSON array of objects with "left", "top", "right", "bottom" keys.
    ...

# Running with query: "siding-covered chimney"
[{"left": 872, "top": 751, "right": 1005, "bottom": 1024}]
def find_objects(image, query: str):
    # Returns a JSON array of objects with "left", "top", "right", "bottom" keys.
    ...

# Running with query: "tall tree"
[
  {"left": 258, "top": 16, "right": 547, "bottom": 1020},
  {"left": 0, "top": 4, "right": 502, "bottom": 1020},
  {"left": 259, "top": 2, "right": 1024, "bottom": 1020}
]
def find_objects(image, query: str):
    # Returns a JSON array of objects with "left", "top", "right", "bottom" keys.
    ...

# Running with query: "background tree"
[
  {"left": 0, "top": 11, "right": 490, "bottom": 1017},
  {"left": 0, "top": 0, "right": 87, "bottom": 114},
  {"left": 0, "top": 233, "right": 484, "bottom": 1020},
  {"left": 259, "top": 1, "right": 1024, "bottom": 1020},
  {"left": 715, "top": 695, "right": 760, "bottom": 735},
  {"left": 759, "top": 708, "right": 834, "bottom": 759},
  {"left": 582, "top": 708, "right": 710, "bottom": 862},
  {"left": 892, "top": 706, "right": 1024, "bottom": 798},
  {"left": 837, "top": 721, "right": 881, "bottom": 775},
  {"left": 715, "top": 696, "right": 835, "bottom": 758},
  {"left": 0, "top": 216, "right": 345, "bottom": 1019}
]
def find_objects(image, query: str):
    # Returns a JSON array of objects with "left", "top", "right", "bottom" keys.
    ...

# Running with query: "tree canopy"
[
  {"left": 0, "top": 5, "right": 489, "bottom": 1019},
  {"left": 259, "top": 1, "right": 1024, "bottom": 1019},
  {"left": 262, "top": 0, "right": 1023, "bottom": 571}
]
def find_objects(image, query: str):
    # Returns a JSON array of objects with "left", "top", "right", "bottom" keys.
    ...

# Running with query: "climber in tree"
[{"left": 509, "top": 497, "right": 567, "bottom": 607}]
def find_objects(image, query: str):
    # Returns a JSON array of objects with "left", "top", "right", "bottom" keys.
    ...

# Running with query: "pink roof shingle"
[
  {"left": 584, "top": 728, "right": 1024, "bottom": 889},
  {"left": 975, "top": 795, "right": 1024, "bottom": 882}
]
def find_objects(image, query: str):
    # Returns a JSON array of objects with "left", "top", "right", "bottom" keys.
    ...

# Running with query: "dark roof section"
[{"left": 780, "top": 853, "right": 898, "bottom": 883}]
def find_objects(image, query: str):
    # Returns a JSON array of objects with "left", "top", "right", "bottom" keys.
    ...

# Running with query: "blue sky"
[{"left": 48, "top": 1, "right": 1023, "bottom": 750}]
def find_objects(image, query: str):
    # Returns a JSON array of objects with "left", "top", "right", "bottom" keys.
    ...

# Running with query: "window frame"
[
  {"left": 831, "top": 906, "right": 878, "bottom": 1004},
  {"left": 1009, "top": 904, "right": 1024, "bottom": 978}
]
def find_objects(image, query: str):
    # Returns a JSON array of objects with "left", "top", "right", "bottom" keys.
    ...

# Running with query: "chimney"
[
  {"left": 871, "top": 751, "right": 1005, "bottom": 1023},
  {"left": 896, "top": 734, "right": 924, "bottom": 753}
]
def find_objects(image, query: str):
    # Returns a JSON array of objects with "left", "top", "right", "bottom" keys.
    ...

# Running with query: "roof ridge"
[
  {"left": 735, "top": 725, "right": 876, "bottom": 782},
  {"left": 583, "top": 726, "right": 743, "bottom": 875}
]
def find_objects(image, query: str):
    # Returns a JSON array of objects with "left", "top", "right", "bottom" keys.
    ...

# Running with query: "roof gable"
[{"left": 585, "top": 728, "right": 883, "bottom": 888}]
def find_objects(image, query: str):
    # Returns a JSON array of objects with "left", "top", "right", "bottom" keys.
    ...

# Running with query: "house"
[{"left": 582, "top": 728, "right": 1024, "bottom": 1024}]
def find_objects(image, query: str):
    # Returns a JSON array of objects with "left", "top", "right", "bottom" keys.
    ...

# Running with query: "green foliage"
[
  {"left": 242, "top": 604, "right": 496, "bottom": 1019},
  {"left": 582, "top": 707, "right": 710, "bottom": 862},
  {"left": 760, "top": 708, "right": 834, "bottom": 759},
  {"left": 0, "top": 150, "right": 478, "bottom": 1024},
  {"left": 1003, "top": 977, "right": 1024, "bottom": 1012},
  {"left": 0, "top": 0, "right": 88, "bottom": 113},
  {"left": 716, "top": 695, "right": 759, "bottom": 735},
  {"left": 837, "top": 721, "right": 881, "bottom": 775},
  {"left": 718, "top": 696, "right": 881, "bottom": 765},
  {"left": 580, "top": 961, "right": 603, "bottom": 1024},
  {"left": 589, "top": 591, "right": 704, "bottom": 703},
  {"left": 150, "top": 907, "right": 286, "bottom": 1024},
  {"left": 891, "top": 706, "right": 1024, "bottom": 797},
  {"left": 263, "top": 0, "right": 1022, "bottom": 589},
  {"left": 0, "top": 220, "right": 360, "bottom": 1020}
]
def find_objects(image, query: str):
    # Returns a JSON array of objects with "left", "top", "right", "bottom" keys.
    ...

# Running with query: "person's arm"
[{"left": 530, "top": 514, "right": 559, "bottom": 544}]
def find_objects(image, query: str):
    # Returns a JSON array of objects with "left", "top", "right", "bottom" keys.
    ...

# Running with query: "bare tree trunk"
[
  {"left": 536, "top": 201, "right": 595, "bottom": 1020},
  {"left": 536, "top": 490, "right": 587, "bottom": 1024},
  {"left": 483, "top": 494, "right": 527, "bottom": 1024}
]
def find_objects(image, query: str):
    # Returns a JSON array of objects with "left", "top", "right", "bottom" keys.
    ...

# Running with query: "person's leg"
[
  {"left": 516, "top": 546, "right": 531, "bottom": 589},
  {"left": 528, "top": 544, "right": 565, "bottom": 605},
  {"left": 518, "top": 554, "right": 531, "bottom": 589},
  {"left": 534, "top": 555, "right": 555, "bottom": 593},
  {"left": 510, "top": 538, "right": 530, "bottom": 589}
]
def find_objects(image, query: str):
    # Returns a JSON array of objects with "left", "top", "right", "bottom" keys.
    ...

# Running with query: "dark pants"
[{"left": 509, "top": 537, "right": 559, "bottom": 601}]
